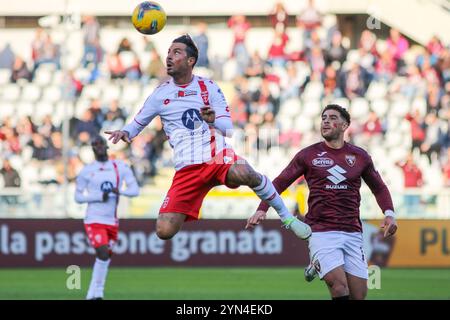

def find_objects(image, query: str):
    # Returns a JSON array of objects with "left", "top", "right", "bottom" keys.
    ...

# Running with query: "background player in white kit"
[
  {"left": 105, "top": 34, "right": 311, "bottom": 241},
  {"left": 75, "top": 136, "right": 139, "bottom": 300}
]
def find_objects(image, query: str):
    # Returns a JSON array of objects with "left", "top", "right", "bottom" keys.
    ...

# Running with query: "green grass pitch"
[{"left": 1, "top": 268, "right": 449, "bottom": 300}]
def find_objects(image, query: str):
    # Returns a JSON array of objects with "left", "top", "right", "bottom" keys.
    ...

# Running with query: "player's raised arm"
[
  {"left": 361, "top": 154, "right": 398, "bottom": 238},
  {"left": 107, "top": 93, "right": 160, "bottom": 144},
  {"left": 104, "top": 130, "right": 131, "bottom": 144}
]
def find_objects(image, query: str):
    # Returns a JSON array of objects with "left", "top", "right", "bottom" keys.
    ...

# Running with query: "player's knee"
[
  {"left": 327, "top": 279, "right": 349, "bottom": 297},
  {"left": 156, "top": 224, "right": 176, "bottom": 240}
]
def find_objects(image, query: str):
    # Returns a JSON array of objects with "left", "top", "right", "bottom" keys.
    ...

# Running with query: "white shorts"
[{"left": 308, "top": 231, "right": 368, "bottom": 280}]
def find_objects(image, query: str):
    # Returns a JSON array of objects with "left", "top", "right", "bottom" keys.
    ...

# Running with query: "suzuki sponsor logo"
[
  {"left": 326, "top": 165, "right": 348, "bottom": 189},
  {"left": 312, "top": 157, "right": 334, "bottom": 167}
]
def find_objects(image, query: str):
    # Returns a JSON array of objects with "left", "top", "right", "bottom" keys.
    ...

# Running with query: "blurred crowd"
[{"left": 0, "top": 0, "right": 449, "bottom": 202}]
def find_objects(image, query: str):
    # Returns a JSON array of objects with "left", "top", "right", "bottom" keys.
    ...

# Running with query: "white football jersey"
[
  {"left": 75, "top": 159, "right": 139, "bottom": 226},
  {"left": 122, "top": 75, "right": 232, "bottom": 171}
]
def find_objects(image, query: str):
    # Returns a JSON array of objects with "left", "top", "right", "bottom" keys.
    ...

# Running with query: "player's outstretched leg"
[
  {"left": 304, "top": 261, "right": 319, "bottom": 282},
  {"left": 226, "top": 160, "right": 311, "bottom": 240},
  {"left": 86, "top": 245, "right": 111, "bottom": 300},
  {"left": 156, "top": 212, "right": 187, "bottom": 240}
]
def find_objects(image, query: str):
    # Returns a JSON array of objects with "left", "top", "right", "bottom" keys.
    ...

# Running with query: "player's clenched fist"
[
  {"left": 200, "top": 106, "right": 215, "bottom": 124},
  {"left": 105, "top": 130, "right": 131, "bottom": 144}
]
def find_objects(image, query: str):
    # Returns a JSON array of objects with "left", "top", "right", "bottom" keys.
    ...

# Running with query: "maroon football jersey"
[{"left": 257, "top": 142, "right": 394, "bottom": 232}]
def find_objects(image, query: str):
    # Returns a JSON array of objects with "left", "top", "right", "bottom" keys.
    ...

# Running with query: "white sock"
[
  {"left": 252, "top": 175, "right": 293, "bottom": 222},
  {"left": 86, "top": 258, "right": 110, "bottom": 299}
]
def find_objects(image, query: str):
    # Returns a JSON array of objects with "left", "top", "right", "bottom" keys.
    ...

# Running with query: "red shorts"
[
  {"left": 84, "top": 223, "right": 118, "bottom": 249},
  {"left": 159, "top": 149, "right": 243, "bottom": 221}
]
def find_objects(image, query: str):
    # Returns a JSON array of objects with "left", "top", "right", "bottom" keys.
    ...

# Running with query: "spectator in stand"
[
  {"left": 145, "top": 48, "right": 166, "bottom": 81},
  {"left": 437, "top": 48, "right": 450, "bottom": 83},
  {"left": 31, "top": 28, "right": 46, "bottom": 69},
  {"left": 258, "top": 112, "right": 280, "bottom": 152},
  {"left": 15, "top": 116, "right": 36, "bottom": 146},
  {"left": 396, "top": 153, "right": 423, "bottom": 215},
  {"left": 124, "top": 52, "right": 142, "bottom": 81},
  {"left": 426, "top": 35, "right": 445, "bottom": 65},
  {"left": 269, "top": 1, "right": 290, "bottom": 33},
  {"left": 28, "top": 133, "right": 52, "bottom": 161},
  {"left": 281, "top": 62, "right": 306, "bottom": 101},
  {"left": 340, "top": 62, "right": 371, "bottom": 100},
  {"left": 358, "top": 30, "right": 378, "bottom": 68},
  {"left": 267, "top": 30, "right": 289, "bottom": 68},
  {"left": 375, "top": 49, "right": 396, "bottom": 83},
  {"left": 322, "top": 64, "right": 341, "bottom": 98},
  {"left": 0, "top": 43, "right": 15, "bottom": 69},
  {"left": 426, "top": 84, "right": 443, "bottom": 114},
  {"left": 0, "top": 159, "right": 21, "bottom": 205},
  {"left": 107, "top": 52, "right": 126, "bottom": 79},
  {"left": 228, "top": 15, "right": 251, "bottom": 75},
  {"left": 38, "top": 115, "right": 57, "bottom": 139},
  {"left": 193, "top": 22, "right": 210, "bottom": 68},
  {"left": 325, "top": 30, "right": 347, "bottom": 67},
  {"left": 32, "top": 33, "right": 61, "bottom": 75},
  {"left": 304, "top": 29, "right": 326, "bottom": 54},
  {"left": 103, "top": 100, "right": 127, "bottom": 130},
  {"left": 245, "top": 51, "right": 266, "bottom": 78},
  {"left": 1, "top": 159, "right": 21, "bottom": 188},
  {"left": 400, "top": 65, "right": 426, "bottom": 100},
  {"left": 307, "top": 45, "right": 325, "bottom": 80},
  {"left": 10, "top": 56, "right": 32, "bottom": 83},
  {"left": 0, "top": 126, "right": 21, "bottom": 156},
  {"left": 251, "top": 78, "right": 280, "bottom": 116},
  {"left": 75, "top": 110, "right": 100, "bottom": 139},
  {"left": 296, "top": 0, "right": 322, "bottom": 48},
  {"left": 81, "top": 15, "right": 102, "bottom": 68},
  {"left": 386, "top": 28, "right": 409, "bottom": 74},
  {"left": 88, "top": 99, "right": 105, "bottom": 131},
  {"left": 406, "top": 110, "right": 426, "bottom": 153},
  {"left": 419, "top": 53, "right": 441, "bottom": 86},
  {"left": 117, "top": 38, "right": 133, "bottom": 54},
  {"left": 48, "top": 131, "right": 63, "bottom": 160},
  {"left": 230, "top": 94, "right": 249, "bottom": 129},
  {"left": 421, "top": 112, "right": 447, "bottom": 164},
  {"left": 362, "top": 111, "right": 383, "bottom": 137},
  {"left": 67, "top": 69, "right": 84, "bottom": 99}
]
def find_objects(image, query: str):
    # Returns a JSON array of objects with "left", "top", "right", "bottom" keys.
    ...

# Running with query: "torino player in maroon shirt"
[{"left": 246, "top": 104, "right": 398, "bottom": 300}]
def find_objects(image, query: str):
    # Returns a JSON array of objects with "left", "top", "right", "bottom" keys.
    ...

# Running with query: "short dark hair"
[
  {"left": 322, "top": 104, "right": 351, "bottom": 125},
  {"left": 172, "top": 34, "right": 198, "bottom": 67},
  {"left": 90, "top": 135, "right": 107, "bottom": 147}
]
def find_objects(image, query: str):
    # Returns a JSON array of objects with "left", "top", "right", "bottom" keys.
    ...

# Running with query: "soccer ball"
[{"left": 131, "top": 1, "right": 167, "bottom": 35}]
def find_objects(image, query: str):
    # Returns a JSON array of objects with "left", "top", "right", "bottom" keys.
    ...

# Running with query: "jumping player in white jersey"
[
  {"left": 75, "top": 136, "right": 139, "bottom": 300},
  {"left": 105, "top": 34, "right": 311, "bottom": 241}
]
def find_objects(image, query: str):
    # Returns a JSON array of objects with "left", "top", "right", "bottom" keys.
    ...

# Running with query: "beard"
[
  {"left": 95, "top": 152, "right": 108, "bottom": 162},
  {"left": 322, "top": 131, "right": 339, "bottom": 141}
]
